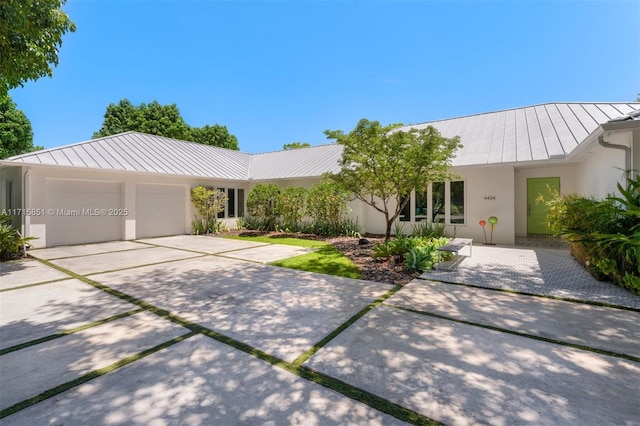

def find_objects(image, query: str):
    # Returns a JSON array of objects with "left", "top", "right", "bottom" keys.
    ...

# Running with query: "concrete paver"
[
  {"left": 137, "top": 234, "right": 267, "bottom": 254},
  {"left": 387, "top": 280, "right": 640, "bottom": 358},
  {"left": 0, "top": 279, "right": 139, "bottom": 350},
  {"left": 0, "top": 259, "right": 70, "bottom": 290},
  {"left": 0, "top": 311, "right": 189, "bottom": 411},
  {"left": 1, "top": 334, "right": 406, "bottom": 425},
  {"left": 223, "top": 244, "right": 316, "bottom": 263},
  {"left": 90, "top": 256, "right": 393, "bottom": 362},
  {"left": 36, "top": 246, "right": 203, "bottom": 275},
  {"left": 305, "top": 305, "right": 640, "bottom": 426},
  {"left": 29, "top": 241, "right": 150, "bottom": 260},
  {"left": 421, "top": 245, "right": 640, "bottom": 309}
]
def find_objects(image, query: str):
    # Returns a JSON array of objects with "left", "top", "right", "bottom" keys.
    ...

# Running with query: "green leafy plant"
[
  {"left": 276, "top": 186, "right": 307, "bottom": 230},
  {"left": 306, "top": 181, "right": 351, "bottom": 232},
  {"left": 388, "top": 233, "right": 414, "bottom": 261},
  {"left": 0, "top": 214, "right": 35, "bottom": 260},
  {"left": 246, "top": 183, "right": 281, "bottom": 231},
  {"left": 403, "top": 246, "right": 434, "bottom": 273},
  {"left": 190, "top": 186, "right": 227, "bottom": 234},
  {"left": 411, "top": 221, "right": 447, "bottom": 238},
  {"left": 372, "top": 242, "right": 392, "bottom": 259},
  {"left": 541, "top": 173, "right": 640, "bottom": 294}
]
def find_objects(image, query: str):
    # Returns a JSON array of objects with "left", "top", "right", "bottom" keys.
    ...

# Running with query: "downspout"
[
  {"left": 598, "top": 134, "right": 631, "bottom": 172},
  {"left": 22, "top": 166, "right": 32, "bottom": 239}
]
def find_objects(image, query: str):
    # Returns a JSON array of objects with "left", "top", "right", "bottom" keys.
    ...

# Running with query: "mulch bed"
[{"left": 221, "top": 230, "right": 417, "bottom": 286}]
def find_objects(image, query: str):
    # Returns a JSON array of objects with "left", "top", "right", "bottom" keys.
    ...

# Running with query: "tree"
[
  {"left": 93, "top": 99, "right": 191, "bottom": 140},
  {"left": 0, "top": 0, "right": 76, "bottom": 93},
  {"left": 93, "top": 99, "right": 240, "bottom": 150},
  {"left": 325, "top": 119, "right": 462, "bottom": 241},
  {"left": 0, "top": 94, "right": 41, "bottom": 158},
  {"left": 190, "top": 124, "right": 239, "bottom": 150},
  {"left": 283, "top": 142, "right": 311, "bottom": 150}
]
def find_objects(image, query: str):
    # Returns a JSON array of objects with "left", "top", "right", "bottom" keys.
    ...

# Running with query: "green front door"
[{"left": 527, "top": 177, "right": 560, "bottom": 235}]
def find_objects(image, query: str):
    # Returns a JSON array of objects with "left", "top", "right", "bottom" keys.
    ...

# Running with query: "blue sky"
[{"left": 9, "top": 0, "right": 640, "bottom": 153}]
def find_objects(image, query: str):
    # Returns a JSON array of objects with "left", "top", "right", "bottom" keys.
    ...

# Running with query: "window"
[
  {"left": 415, "top": 190, "right": 428, "bottom": 221},
  {"left": 450, "top": 180, "right": 465, "bottom": 224},
  {"left": 399, "top": 193, "right": 411, "bottom": 222},
  {"left": 398, "top": 180, "right": 466, "bottom": 226},
  {"left": 238, "top": 189, "right": 245, "bottom": 217},
  {"left": 432, "top": 182, "right": 445, "bottom": 223},
  {"left": 227, "top": 188, "right": 235, "bottom": 217}
]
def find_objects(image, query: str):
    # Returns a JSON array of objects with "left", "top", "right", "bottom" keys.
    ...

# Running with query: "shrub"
[
  {"left": 276, "top": 186, "right": 307, "bottom": 230},
  {"left": 306, "top": 182, "right": 351, "bottom": 231},
  {"left": 387, "top": 233, "right": 413, "bottom": 261},
  {"left": 404, "top": 246, "right": 434, "bottom": 273},
  {"left": 246, "top": 183, "right": 281, "bottom": 231},
  {"left": 371, "top": 234, "right": 450, "bottom": 270},
  {"left": 0, "top": 215, "right": 35, "bottom": 261},
  {"left": 190, "top": 186, "right": 227, "bottom": 234},
  {"left": 411, "top": 221, "right": 447, "bottom": 238},
  {"left": 542, "top": 173, "right": 640, "bottom": 294},
  {"left": 371, "top": 241, "right": 391, "bottom": 259}
]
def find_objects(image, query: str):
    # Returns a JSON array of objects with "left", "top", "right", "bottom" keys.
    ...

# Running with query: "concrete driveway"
[{"left": 1, "top": 235, "right": 639, "bottom": 425}]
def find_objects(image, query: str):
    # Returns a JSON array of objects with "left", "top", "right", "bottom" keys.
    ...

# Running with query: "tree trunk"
[{"left": 384, "top": 212, "right": 392, "bottom": 242}]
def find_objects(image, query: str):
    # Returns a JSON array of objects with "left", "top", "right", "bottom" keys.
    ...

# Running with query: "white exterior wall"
[
  {"left": 513, "top": 164, "right": 577, "bottom": 237},
  {"left": 21, "top": 166, "right": 248, "bottom": 248},
  {"left": 575, "top": 132, "right": 631, "bottom": 199},
  {"left": 357, "top": 166, "right": 515, "bottom": 244}
]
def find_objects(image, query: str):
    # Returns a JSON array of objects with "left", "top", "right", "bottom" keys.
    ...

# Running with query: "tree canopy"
[
  {"left": 190, "top": 124, "right": 239, "bottom": 150},
  {"left": 0, "top": 94, "right": 41, "bottom": 159},
  {"left": 283, "top": 142, "right": 311, "bottom": 150},
  {"left": 0, "top": 0, "right": 76, "bottom": 93},
  {"left": 325, "top": 118, "right": 462, "bottom": 241},
  {"left": 93, "top": 99, "right": 239, "bottom": 150}
]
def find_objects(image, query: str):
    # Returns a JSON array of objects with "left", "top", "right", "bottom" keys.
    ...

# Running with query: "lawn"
[{"left": 222, "top": 235, "right": 362, "bottom": 279}]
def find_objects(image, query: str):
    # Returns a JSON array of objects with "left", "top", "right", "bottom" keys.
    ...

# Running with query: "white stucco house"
[{"left": 1, "top": 102, "right": 639, "bottom": 249}]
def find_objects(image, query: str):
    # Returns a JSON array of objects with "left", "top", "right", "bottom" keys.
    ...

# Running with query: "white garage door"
[
  {"left": 136, "top": 184, "right": 186, "bottom": 239},
  {"left": 45, "top": 179, "right": 123, "bottom": 247}
]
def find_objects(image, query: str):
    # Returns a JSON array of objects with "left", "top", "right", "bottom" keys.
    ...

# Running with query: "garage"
[
  {"left": 135, "top": 184, "right": 187, "bottom": 239},
  {"left": 45, "top": 179, "right": 123, "bottom": 247}
]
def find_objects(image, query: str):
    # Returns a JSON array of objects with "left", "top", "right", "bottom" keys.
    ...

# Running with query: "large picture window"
[
  {"left": 415, "top": 190, "right": 428, "bottom": 222},
  {"left": 432, "top": 182, "right": 445, "bottom": 223},
  {"left": 398, "top": 180, "right": 466, "bottom": 226},
  {"left": 450, "top": 180, "right": 465, "bottom": 224},
  {"left": 399, "top": 193, "right": 411, "bottom": 222}
]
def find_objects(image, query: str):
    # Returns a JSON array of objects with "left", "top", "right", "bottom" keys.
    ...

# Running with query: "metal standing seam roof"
[
  {"left": 402, "top": 102, "right": 640, "bottom": 167},
  {"left": 248, "top": 144, "right": 344, "bottom": 180},
  {"left": 4, "top": 102, "right": 639, "bottom": 179},
  {"left": 5, "top": 132, "right": 253, "bottom": 181}
]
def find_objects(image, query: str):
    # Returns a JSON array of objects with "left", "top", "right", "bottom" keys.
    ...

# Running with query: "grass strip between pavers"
[
  {"left": 0, "top": 331, "right": 198, "bottom": 420},
  {"left": 33, "top": 246, "right": 155, "bottom": 262},
  {"left": 292, "top": 285, "right": 403, "bottom": 367},
  {"left": 0, "top": 277, "right": 73, "bottom": 293},
  {"left": 29, "top": 258, "right": 440, "bottom": 425},
  {"left": 419, "top": 277, "right": 640, "bottom": 313},
  {"left": 388, "top": 304, "right": 640, "bottom": 363},
  {"left": 0, "top": 308, "right": 145, "bottom": 356},
  {"left": 82, "top": 254, "right": 207, "bottom": 276}
]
